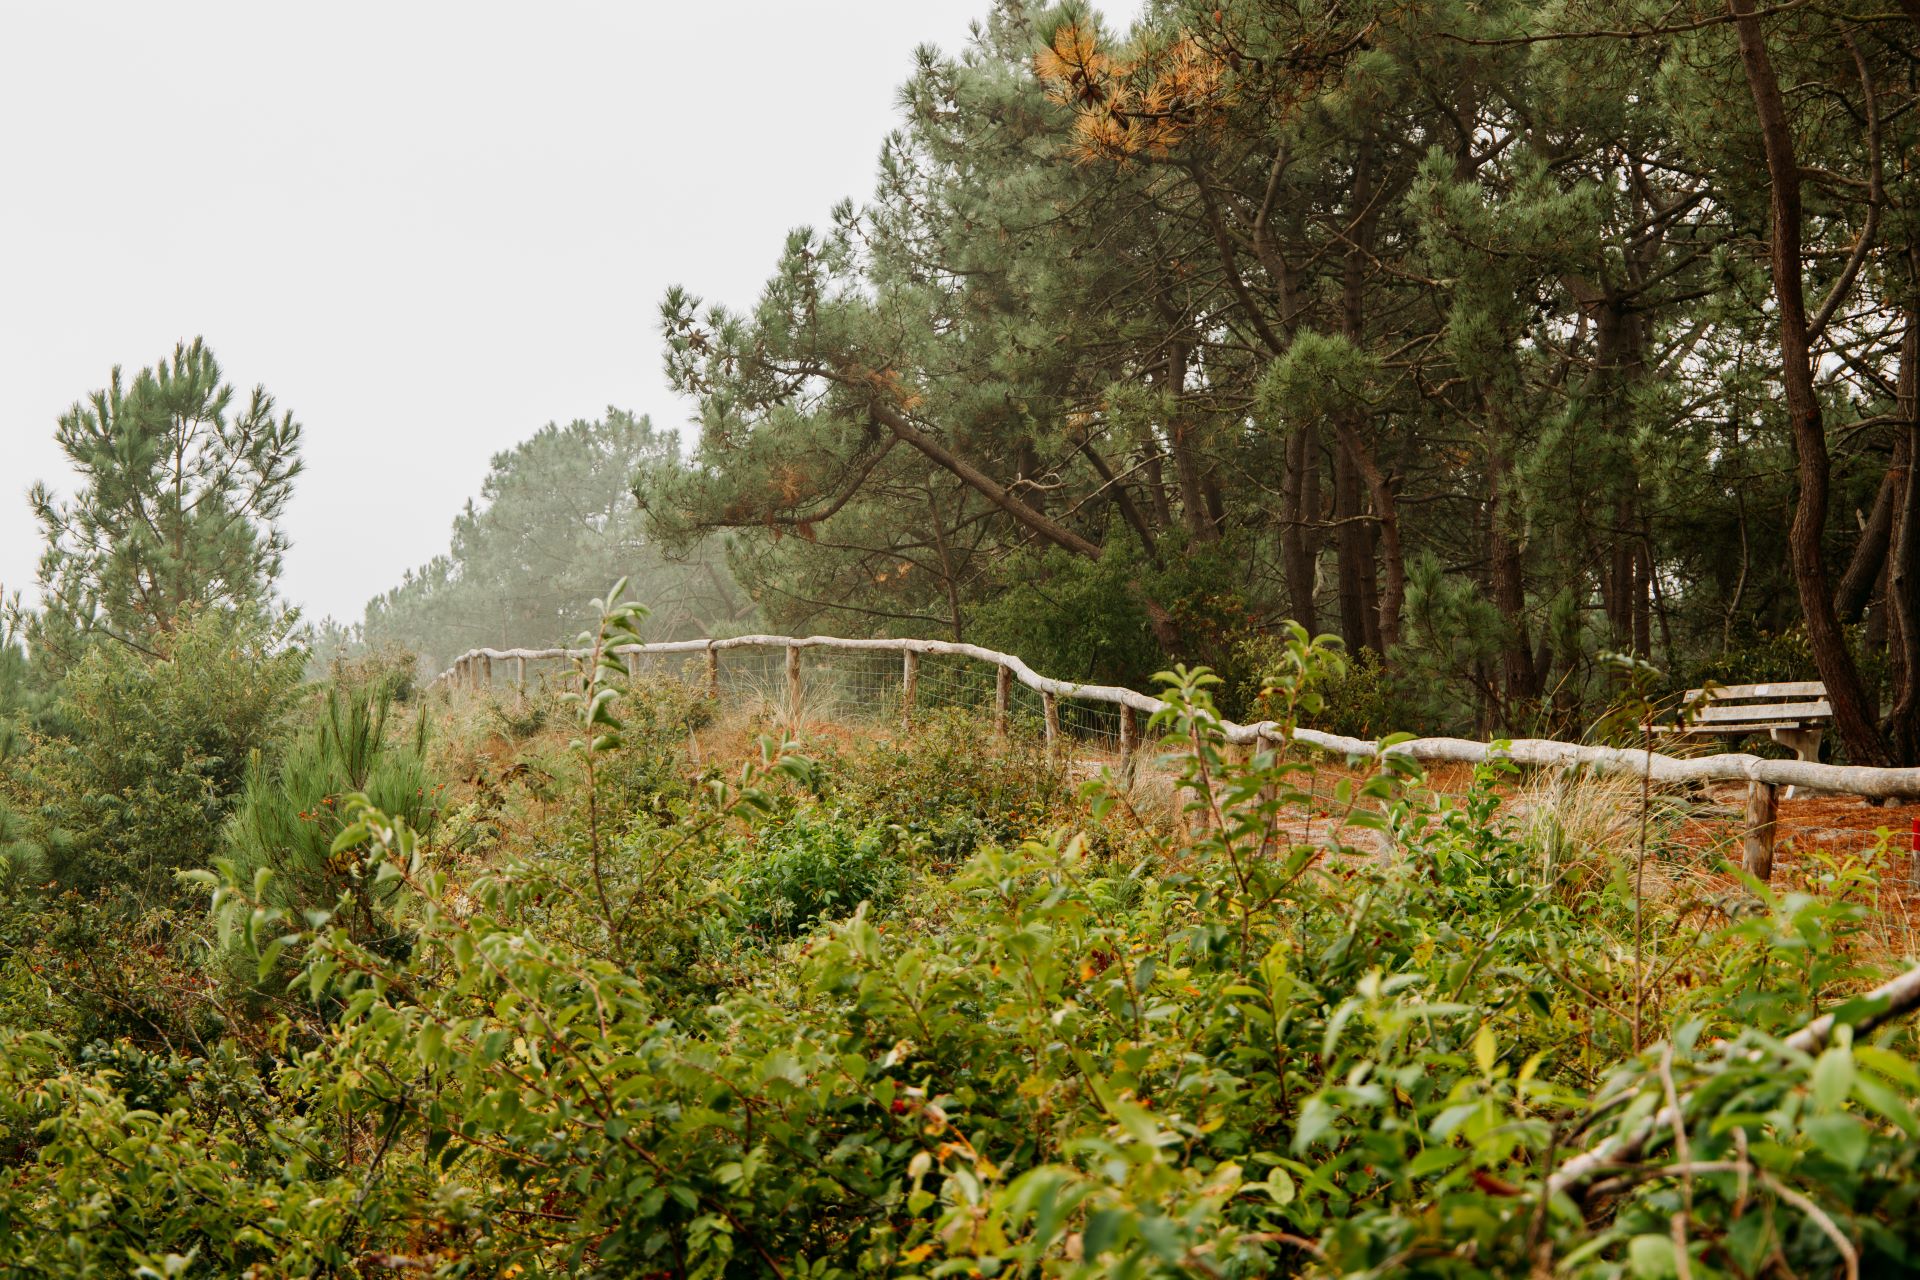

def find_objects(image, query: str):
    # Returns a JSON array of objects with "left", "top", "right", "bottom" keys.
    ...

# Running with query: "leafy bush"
[
  {"left": 972, "top": 546, "right": 1259, "bottom": 698},
  {"left": 7, "top": 632, "right": 1920, "bottom": 1276},
  {"left": 1237, "top": 630, "right": 1401, "bottom": 739},
  {"left": 827, "top": 710, "right": 1074, "bottom": 864},
  {"left": 727, "top": 807, "right": 904, "bottom": 939},
  {"left": 317, "top": 640, "right": 421, "bottom": 705},
  {"left": 0, "top": 805, "right": 43, "bottom": 901},
  {"left": 29, "top": 609, "right": 303, "bottom": 906}
]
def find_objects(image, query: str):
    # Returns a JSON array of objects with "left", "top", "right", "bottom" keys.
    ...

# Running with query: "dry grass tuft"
[{"left": 1509, "top": 767, "right": 1695, "bottom": 903}]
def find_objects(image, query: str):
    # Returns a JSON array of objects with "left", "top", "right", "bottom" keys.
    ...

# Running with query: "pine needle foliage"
[
  {"left": 27, "top": 338, "right": 302, "bottom": 665},
  {"left": 224, "top": 686, "right": 437, "bottom": 952}
]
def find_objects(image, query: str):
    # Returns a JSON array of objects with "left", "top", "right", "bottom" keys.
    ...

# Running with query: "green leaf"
[
  {"left": 1627, "top": 1232, "right": 1678, "bottom": 1278},
  {"left": 1803, "top": 1113, "right": 1868, "bottom": 1171},
  {"left": 1813, "top": 1047, "right": 1856, "bottom": 1112},
  {"left": 1408, "top": 1145, "right": 1467, "bottom": 1177},
  {"left": 1854, "top": 1044, "right": 1920, "bottom": 1090}
]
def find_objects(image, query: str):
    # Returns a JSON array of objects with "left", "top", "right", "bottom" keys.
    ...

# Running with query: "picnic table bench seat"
[
  {"left": 1668, "top": 680, "right": 1829, "bottom": 765},
  {"left": 1665, "top": 680, "right": 1832, "bottom": 880}
]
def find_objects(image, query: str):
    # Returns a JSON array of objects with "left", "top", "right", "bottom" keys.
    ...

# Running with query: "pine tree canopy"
[
  {"left": 27, "top": 337, "right": 301, "bottom": 664},
  {"left": 638, "top": 0, "right": 1920, "bottom": 757}
]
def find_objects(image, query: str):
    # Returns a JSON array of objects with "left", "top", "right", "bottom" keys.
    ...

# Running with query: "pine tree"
[
  {"left": 360, "top": 410, "right": 745, "bottom": 672},
  {"left": 27, "top": 338, "right": 302, "bottom": 664}
]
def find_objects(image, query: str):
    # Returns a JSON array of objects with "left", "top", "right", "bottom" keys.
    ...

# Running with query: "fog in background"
[{"left": 0, "top": 1, "right": 1140, "bottom": 627}]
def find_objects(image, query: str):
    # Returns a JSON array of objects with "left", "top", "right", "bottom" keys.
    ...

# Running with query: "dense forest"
[
  {"left": 631, "top": 0, "right": 1920, "bottom": 758},
  {"left": 9, "top": 1, "right": 1920, "bottom": 1276}
]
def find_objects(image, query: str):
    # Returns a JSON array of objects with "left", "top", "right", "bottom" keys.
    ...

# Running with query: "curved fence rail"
[{"left": 432, "top": 634, "right": 1920, "bottom": 880}]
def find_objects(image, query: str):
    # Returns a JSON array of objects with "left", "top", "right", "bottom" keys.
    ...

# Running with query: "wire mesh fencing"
[{"left": 434, "top": 642, "right": 1145, "bottom": 760}]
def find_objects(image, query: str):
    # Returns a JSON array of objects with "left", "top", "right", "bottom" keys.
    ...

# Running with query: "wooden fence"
[{"left": 432, "top": 635, "right": 1920, "bottom": 881}]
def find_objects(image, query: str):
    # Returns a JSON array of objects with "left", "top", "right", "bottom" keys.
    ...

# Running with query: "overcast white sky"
[{"left": 0, "top": 2, "right": 1139, "bottom": 626}]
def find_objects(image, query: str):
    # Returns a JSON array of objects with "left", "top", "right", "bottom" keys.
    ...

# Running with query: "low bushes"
[
  {"left": 27, "top": 609, "right": 304, "bottom": 908},
  {"left": 1, "top": 652, "right": 1914, "bottom": 1276},
  {"left": 825, "top": 711, "right": 1077, "bottom": 865},
  {"left": 224, "top": 685, "right": 440, "bottom": 969},
  {"left": 726, "top": 808, "right": 905, "bottom": 939},
  {"left": 5, "top": 613, "right": 1920, "bottom": 1276}
]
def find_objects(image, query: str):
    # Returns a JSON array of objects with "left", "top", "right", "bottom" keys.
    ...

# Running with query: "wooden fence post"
[
  {"left": 515, "top": 656, "right": 526, "bottom": 692},
  {"left": 1743, "top": 781, "right": 1778, "bottom": 882},
  {"left": 481, "top": 655, "right": 492, "bottom": 690},
  {"left": 1043, "top": 692, "right": 1060, "bottom": 757},
  {"left": 901, "top": 649, "right": 919, "bottom": 733},
  {"left": 625, "top": 648, "right": 638, "bottom": 681},
  {"left": 995, "top": 665, "right": 1011, "bottom": 741},
  {"left": 1119, "top": 705, "right": 1136, "bottom": 766},
  {"left": 705, "top": 645, "right": 720, "bottom": 700},
  {"left": 786, "top": 644, "right": 803, "bottom": 730}
]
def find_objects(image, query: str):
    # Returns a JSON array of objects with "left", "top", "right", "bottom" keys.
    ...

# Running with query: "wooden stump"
[
  {"left": 994, "top": 665, "right": 1011, "bottom": 741},
  {"left": 901, "top": 650, "right": 919, "bottom": 733},
  {"left": 1743, "top": 780, "right": 1778, "bottom": 882}
]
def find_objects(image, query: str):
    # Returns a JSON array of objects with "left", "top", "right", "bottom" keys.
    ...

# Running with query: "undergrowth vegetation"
[{"left": 1, "top": 608, "right": 1918, "bottom": 1277}]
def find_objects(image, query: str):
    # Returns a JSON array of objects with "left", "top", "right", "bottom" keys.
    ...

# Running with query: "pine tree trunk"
[
  {"left": 1165, "top": 344, "right": 1217, "bottom": 546},
  {"left": 1487, "top": 425, "right": 1539, "bottom": 719},
  {"left": 1730, "top": 0, "right": 1889, "bottom": 765},
  {"left": 1632, "top": 537, "right": 1653, "bottom": 659},
  {"left": 1608, "top": 494, "right": 1636, "bottom": 647},
  {"left": 1334, "top": 438, "right": 1372, "bottom": 655},
  {"left": 1885, "top": 317, "right": 1920, "bottom": 760},
  {"left": 1335, "top": 133, "right": 1389, "bottom": 654},
  {"left": 1838, "top": 461, "right": 1899, "bottom": 622},
  {"left": 1282, "top": 424, "right": 1321, "bottom": 634}
]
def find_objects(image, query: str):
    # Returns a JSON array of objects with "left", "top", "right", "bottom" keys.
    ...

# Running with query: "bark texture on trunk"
[
  {"left": 1886, "top": 316, "right": 1920, "bottom": 759},
  {"left": 1487, "top": 432, "right": 1541, "bottom": 716},
  {"left": 1283, "top": 424, "right": 1322, "bottom": 634},
  {"left": 1838, "top": 460, "right": 1899, "bottom": 622},
  {"left": 1730, "top": 0, "right": 1889, "bottom": 764},
  {"left": 1334, "top": 437, "right": 1374, "bottom": 655}
]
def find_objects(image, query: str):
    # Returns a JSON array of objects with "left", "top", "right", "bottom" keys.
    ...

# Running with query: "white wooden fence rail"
[{"left": 432, "top": 635, "right": 1920, "bottom": 879}]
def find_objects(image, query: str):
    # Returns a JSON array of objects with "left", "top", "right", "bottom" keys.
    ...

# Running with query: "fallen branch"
[{"left": 1547, "top": 959, "right": 1920, "bottom": 1197}]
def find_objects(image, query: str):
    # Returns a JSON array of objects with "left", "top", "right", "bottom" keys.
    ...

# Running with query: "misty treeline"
[
  {"left": 328, "top": 411, "right": 749, "bottom": 677},
  {"left": 631, "top": 0, "right": 1920, "bottom": 759}
]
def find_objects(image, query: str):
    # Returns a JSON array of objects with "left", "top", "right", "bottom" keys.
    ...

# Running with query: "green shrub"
[
  {"left": 828, "top": 710, "right": 1073, "bottom": 863},
  {"left": 727, "top": 807, "right": 903, "bottom": 938},
  {"left": 9, "top": 633, "right": 1920, "bottom": 1276},
  {"left": 1236, "top": 629, "right": 1402, "bottom": 739},
  {"left": 28, "top": 664, "right": 1904, "bottom": 1278},
  {"left": 319, "top": 640, "right": 421, "bottom": 705},
  {"left": 224, "top": 685, "right": 439, "bottom": 957},
  {"left": 31, "top": 610, "right": 303, "bottom": 907}
]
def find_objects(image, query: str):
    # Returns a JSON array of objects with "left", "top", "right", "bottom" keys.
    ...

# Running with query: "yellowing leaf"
[{"left": 1473, "top": 1022, "right": 1496, "bottom": 1076}]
